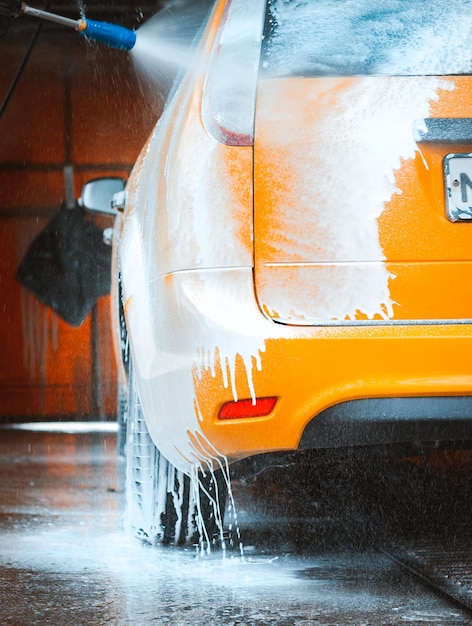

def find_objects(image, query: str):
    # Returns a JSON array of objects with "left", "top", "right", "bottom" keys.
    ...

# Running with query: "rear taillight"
[
  {"left": 202, "top": 0, "right": 266, "bottom": 146},
  {"left": 218, "top": 396, "right": 278, "bottom": 420}
]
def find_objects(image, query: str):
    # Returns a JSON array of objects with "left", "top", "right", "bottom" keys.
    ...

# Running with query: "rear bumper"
[
  {"left": 299, "top": 397, "right": 472, "bottom": 450},
  {"left": 186, "top": 271, "right": 472, "bottom": 464},
  {"left": 125, "top": 264, "right": 472, "bottom": 470}
]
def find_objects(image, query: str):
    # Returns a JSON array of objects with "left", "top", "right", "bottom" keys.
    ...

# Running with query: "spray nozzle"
[
  {"left": 2, "top": 2, "right": 136, "bottom": 51},
  {"left": 77, "top": 18, "right": 137, "bottom": 52}
]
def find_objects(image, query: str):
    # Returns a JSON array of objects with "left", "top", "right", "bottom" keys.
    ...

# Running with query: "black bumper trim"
[{"left": 299, "top": 397, "right": 472, "bottom": 449}]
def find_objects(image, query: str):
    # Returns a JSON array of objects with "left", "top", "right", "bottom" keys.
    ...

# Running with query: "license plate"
[{"left": 444, "top": 154, "right": 472, "bottom": 222}]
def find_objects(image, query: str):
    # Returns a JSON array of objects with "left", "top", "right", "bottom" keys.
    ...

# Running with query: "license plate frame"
[{"left": 444, "top": 153, "right": 472, "bottom": 222}]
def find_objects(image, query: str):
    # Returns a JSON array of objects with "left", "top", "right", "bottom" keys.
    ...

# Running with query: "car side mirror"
[{"left": 79, "top": 177, "right": 126, "bottom": 215}]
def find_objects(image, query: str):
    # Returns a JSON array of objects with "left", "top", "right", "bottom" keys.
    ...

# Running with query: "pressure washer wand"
[
  {"left": 22, "top": 5, "right": 78, "bottom": 29},
  {"left": 20, "top": 3, "right": 137, "bottom": 51}
]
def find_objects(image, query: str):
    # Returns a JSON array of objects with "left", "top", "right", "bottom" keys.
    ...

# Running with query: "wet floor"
[{"left": 0, "top": 425, "right": 471, "bottom": 625}]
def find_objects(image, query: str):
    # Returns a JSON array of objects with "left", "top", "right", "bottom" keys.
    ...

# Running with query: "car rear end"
[
  {"left": 196, "top": 0, "right": 472, "bottom": 461},
  {"left": 121, "top": 0, "right": 472, "bottom": 472}
]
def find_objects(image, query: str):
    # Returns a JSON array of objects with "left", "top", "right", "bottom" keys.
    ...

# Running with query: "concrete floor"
[{"left": 0, "top": 424, "right": 471, "bottom": 625}]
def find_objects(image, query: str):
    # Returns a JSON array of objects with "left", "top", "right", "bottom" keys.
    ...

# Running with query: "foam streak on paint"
[
  {"left": 122, "top": 5, "right": 267, "bottom": 477},
  {"left": 256, "top": 76, "right": 452, "bottom": 322},
  {"left": 256, "top": 0, "right": 472, "bottom": 323},
  {"left": 123, "top": 94, "right": 267, "bottom": 469},
  {"left": 126, "top": 266, "right": 273, "bottom": 472},
  {"left": 187, "top": 274, "right": 266, "bottom": 405}
]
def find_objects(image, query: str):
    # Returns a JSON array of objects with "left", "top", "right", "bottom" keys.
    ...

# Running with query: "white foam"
[{"left": 263, "top": 0, "right": 472, "bottom": 77}]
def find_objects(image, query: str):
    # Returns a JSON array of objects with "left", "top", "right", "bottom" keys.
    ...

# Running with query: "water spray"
[{"left": 0, "top": 1, "right": 136, "bottom": 51}]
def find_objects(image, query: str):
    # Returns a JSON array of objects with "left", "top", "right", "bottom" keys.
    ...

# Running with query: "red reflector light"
[{"left": 218, "top": 397, "right": 278, "bottom": 420}]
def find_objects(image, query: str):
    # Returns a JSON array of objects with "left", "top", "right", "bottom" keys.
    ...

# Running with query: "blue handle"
[{"left": 81, "top": 19, "right": 136, "bottom": 51}]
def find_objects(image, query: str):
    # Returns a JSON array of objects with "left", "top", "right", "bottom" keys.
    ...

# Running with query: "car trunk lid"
[{"left": 253, "top": 74, "right": 472, "bottom": 324}]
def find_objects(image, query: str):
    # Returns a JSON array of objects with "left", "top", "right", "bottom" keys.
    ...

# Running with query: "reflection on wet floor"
[{"left": 0, "top": 426, "right": 471, "bottom": 625}]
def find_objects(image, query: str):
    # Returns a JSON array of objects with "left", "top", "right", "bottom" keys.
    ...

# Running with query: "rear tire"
[
  {"left": 117, "top": 383, "right": 128, "bottom": 458},
  {"left": 124, "top": 362, "right": 228, "bottom": 548}
]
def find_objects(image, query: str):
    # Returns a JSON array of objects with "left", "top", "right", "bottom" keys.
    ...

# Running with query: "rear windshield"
[{"left": 261, "top": 0, "right": 472, "bottom": 77}]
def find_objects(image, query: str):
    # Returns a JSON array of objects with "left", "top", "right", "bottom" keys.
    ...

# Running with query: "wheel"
[
  {"left": 116, "top": 273, "right": 130, "bottom": 459},
  {"left": 124, "top": 361, "right": 228, "bottom": 548},
  {"left": 116, "top": 383, "right": 128, "bottom": 458},
  {"left": 124, "top": 362, "right": 193, "bottom": 544}
]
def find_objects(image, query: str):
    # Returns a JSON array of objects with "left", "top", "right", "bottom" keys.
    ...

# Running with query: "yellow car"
[{"left": 83, "top": 0, "right": 472, "bottom": 545}]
